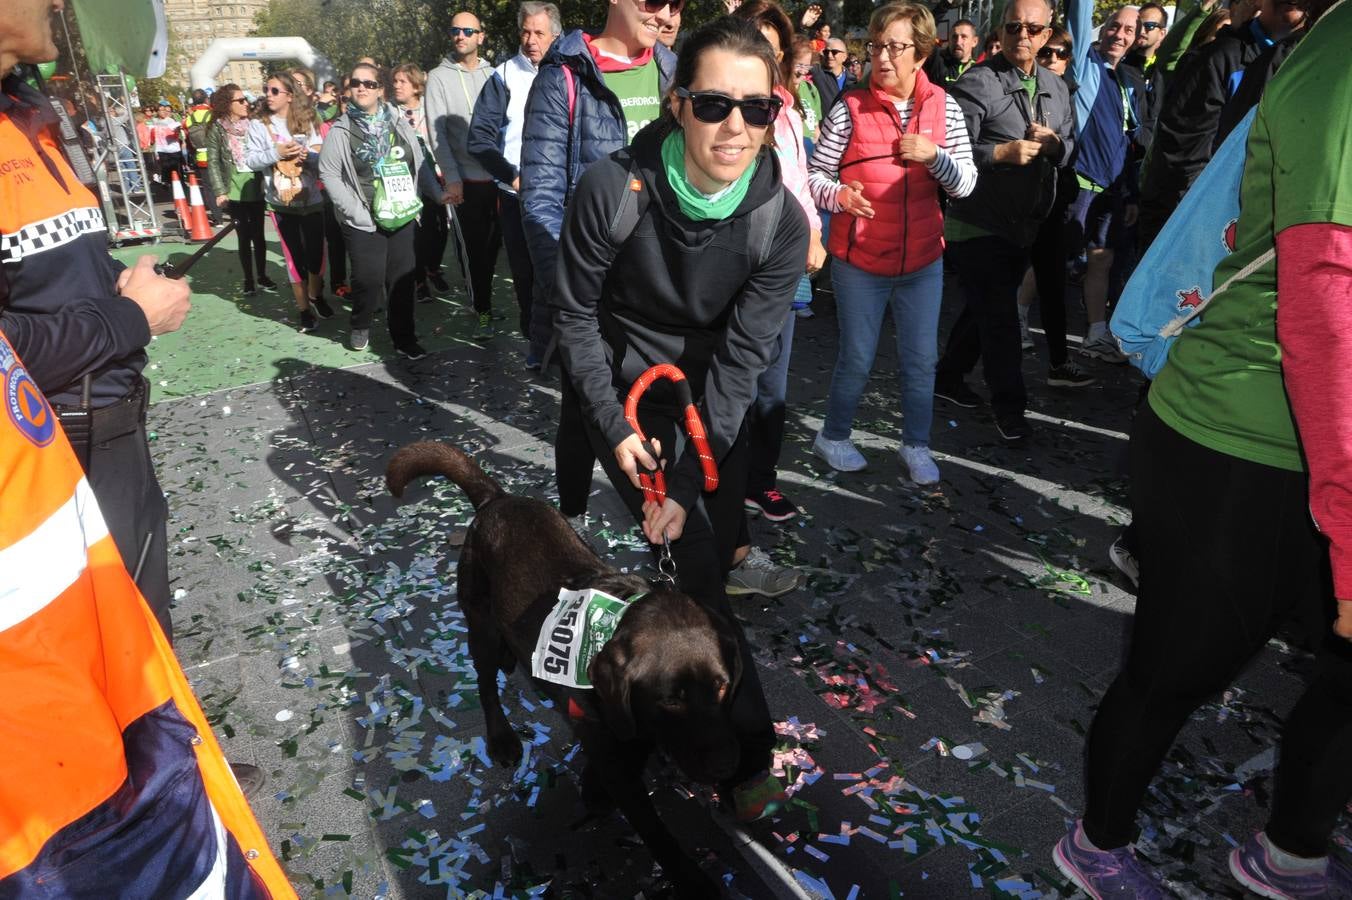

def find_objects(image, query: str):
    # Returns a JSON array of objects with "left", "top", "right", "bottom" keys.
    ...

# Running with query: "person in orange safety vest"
[{"left": 0, "top": 329, "right": 295, "bottom": 897}]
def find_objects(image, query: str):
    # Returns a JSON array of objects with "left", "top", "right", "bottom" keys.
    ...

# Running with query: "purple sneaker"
[
  {"left": 1228, "top": 832, "right": 1352, "bottom": 899},
  {"left": 1053, "top": 820, "right": 1167, "bottom": 899}
]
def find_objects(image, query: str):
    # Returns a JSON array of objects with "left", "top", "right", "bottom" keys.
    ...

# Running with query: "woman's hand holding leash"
[
  {"left": 643, "top": 498, "right": 687, "bottom": 544},
  {"left": 615, "top": 434, "right": 661, "bottom": 490}
]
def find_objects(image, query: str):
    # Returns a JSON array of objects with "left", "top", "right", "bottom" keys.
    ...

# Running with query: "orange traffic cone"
[
  {"left": 170, "top": 169, "right": 192, "bottom": 230},
  {"left": 186, "top": 174, "right": 214, "bottom": 242}
]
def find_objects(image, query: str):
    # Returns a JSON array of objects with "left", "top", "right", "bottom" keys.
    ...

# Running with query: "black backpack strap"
[
  {"left": 746, "top": 187, "right": 786, "bottom": 269},
  {"left": 606, "top": 152, "right": 648, "bottom": 249}
]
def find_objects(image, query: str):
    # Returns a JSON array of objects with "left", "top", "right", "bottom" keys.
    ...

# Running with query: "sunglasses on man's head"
[
  {"left": 267, "top": 86, "right": 291, "bottom": 96},
  {"left": 1003, "top": 21, "right": 1049, "bottom": 35},
  {"left": 636, "top": 0, "right": 686, "bottom": 14},
  {"left": 1037, "top": 45, "right": 1071, "bottom": 59},
  {"left": 449, "top": 26, "right": 480, "bottom": 36},
  {"left": 1139, "top": 20, "right": 1165, "bottom": 30},
  {"left": 675, "top": 87, "right": 782, "bottom": 128},
  {"left": 349, "top": 78, "right": 381, "bottom": 90}
]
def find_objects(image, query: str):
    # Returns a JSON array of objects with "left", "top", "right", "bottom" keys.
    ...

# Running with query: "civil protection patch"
[{"left": 0, "top": 337, "right": 56, "bottom": 447}]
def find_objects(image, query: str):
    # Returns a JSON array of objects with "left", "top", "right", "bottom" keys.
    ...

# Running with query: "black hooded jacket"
[{"left": 551, "top": 120, "right": 809, "bottom": 510}]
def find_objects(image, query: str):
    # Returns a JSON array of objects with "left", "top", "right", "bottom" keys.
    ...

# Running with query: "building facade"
[{"left": 163, "top": 0, "right": 268, "bottom": 94}]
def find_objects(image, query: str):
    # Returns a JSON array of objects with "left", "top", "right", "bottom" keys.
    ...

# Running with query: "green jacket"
[{"left": 205, "top": 120, "right": 261, "bottom": 202}]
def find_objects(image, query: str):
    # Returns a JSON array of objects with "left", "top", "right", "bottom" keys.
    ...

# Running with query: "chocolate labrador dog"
[{"left": 386, "top": 441, "right": 741, "bottom": 895}]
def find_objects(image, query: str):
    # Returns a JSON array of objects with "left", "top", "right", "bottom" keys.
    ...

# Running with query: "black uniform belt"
[{"left": 53, "top": 376, "right": 149, "bottom": 447}]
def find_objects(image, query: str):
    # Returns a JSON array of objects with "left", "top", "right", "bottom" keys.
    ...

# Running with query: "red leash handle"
[{"left": 622, "top": 364, "right": 720, "bottom": 505}]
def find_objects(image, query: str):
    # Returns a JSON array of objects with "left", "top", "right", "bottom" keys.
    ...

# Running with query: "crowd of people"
[{"left": 1, "top": 0, "right": 1349, "bottom": 895}]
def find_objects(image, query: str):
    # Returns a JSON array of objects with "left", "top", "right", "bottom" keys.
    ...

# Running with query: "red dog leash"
[{"left": 622, "top": 364, "right": 719, "bottom": 506}]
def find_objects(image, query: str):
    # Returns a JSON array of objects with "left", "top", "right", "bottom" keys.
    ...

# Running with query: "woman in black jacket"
[{"left": 552, "top": 16, "right": 809, "bottom": 822}]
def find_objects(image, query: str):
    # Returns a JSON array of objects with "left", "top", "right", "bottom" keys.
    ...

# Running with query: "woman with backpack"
[
  {"left": 245, "top": 73, "right": 328, "bottom": 333},
  {"left": 552, "top": 16, "right": 809, "bottom": 827},
  {"left": 319, "top": 63, "right": 444, "bottom": 358},
  {"left": 205, "top": 83, "right": 274, "bottom": 297}
]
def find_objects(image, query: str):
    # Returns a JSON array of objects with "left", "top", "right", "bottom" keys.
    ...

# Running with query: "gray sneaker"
[
  {"left": 726, "top": 547, "right": 800, "bottom": 597},
  {"left": 350, "top": 328, "right": 370, "bottom": 351}
]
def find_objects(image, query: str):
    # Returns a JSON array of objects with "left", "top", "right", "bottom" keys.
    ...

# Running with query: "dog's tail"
[{"left": 385, "top": 442, "right": 505, "bottom": 510}]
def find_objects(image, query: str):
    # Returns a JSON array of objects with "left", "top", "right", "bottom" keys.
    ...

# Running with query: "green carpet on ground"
[{"left": 111, "top": 225, "right": 520, "bottom": 402}]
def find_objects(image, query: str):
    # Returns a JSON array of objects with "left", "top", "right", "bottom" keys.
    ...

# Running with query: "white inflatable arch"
[{"left": 190, "top": 37, "right": 338, "bottom": 91}]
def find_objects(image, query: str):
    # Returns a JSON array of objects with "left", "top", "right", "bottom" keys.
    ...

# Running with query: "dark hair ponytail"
[{"left": 666, "top": 16, "right": 782, "bottom": 123}]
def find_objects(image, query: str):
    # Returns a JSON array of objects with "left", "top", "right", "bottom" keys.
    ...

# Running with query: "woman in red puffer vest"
[{"left": 807, "top": 1, "right": 976, "bottom": 486}]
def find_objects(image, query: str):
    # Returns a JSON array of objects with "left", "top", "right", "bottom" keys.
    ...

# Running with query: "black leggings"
[
  {"left": 272, "top": 209, "right": 325, "bottom": 281},
  {"left": 557, "top": 375, "right": 598, "bottom": 518},
  {"left": 322, "top": 197, "right": 348, "bottom": 288},
  {"left": 343, "top": 222, "right": 417, "bottom": 346},
  {"left": 575, "top": 393, "right": 772, "bottom": 785},
  {"left": 1083, "top": 404, "right": 1352, "bottom": 857},
  {"left": 226, "top": 200, "right": 267, "bottom": 285},
  {"left": 415, "top": 198, "right": 449, "bottom": 278}
]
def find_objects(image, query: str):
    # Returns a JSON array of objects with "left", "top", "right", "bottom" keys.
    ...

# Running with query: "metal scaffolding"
[{"left": 93, "top": 72, "right": 162, "bottom": 245}]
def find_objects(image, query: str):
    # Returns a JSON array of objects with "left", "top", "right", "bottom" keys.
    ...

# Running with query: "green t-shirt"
[
  {"left": 603, "top": 59, "right": 662, "bottom": 143},
  {"left": 797, "top": 80, "right": 822, "bottom": 142},
  {"left": 1149, "top": 1, "right": 1352, "bottom": 472}
]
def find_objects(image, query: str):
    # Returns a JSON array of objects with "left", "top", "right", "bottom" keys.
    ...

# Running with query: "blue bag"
[{"left": 1111, "top": 107, "right": 1272, "bottom": 378}]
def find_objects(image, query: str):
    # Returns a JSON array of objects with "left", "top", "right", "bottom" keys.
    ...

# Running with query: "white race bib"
[{"left": 531, "top": 588, "right": 636, "bottom": 689}]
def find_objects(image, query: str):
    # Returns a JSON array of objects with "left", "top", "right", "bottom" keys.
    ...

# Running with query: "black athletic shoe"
[
  {"left": 934, "top": 377, "right": 981, "bottom": 409},
  {"left": 744, "top": 489, "right": 800, "bottom": 522},
  {"left": 242, "top": 280, "right": 257, "bottom": 297},
  {"left": 257, "top": 274, "right": 278, "bottom": 292},
  {"left": 995, "top": 413, "right": 1028, "bottom": 442},
  {"left": 309, "top": 296, "right": 335, "bottom": 319},
  {"left": 416, "top": 281, "right": 434, "bottom": 304},
  {"left": 298, "top": 309, "right": 318, "bottom": 333},
  {"left": 428, "top": 270, "right": 451, "bottom": 294},
  {"left": 397, "top": 341, "right": 428, "bottom": 360}
]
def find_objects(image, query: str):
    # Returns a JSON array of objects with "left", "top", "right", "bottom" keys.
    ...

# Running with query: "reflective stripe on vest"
[
  {"left": 0, "top": 333, "right": 295, "bottom": 898},
  {"left": 828, "top": 70, "right": 948, "bottom": 277}
]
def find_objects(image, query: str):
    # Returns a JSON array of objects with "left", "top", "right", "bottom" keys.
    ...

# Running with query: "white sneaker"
[
  {"left": 900, "top": 444, "right": 940, "bottom": 485},
  {"left": 812, "top": 432, "right": 867, "bottom": 472},
  {"left": 350, "top": 328, "right": 370, "bottom": 351},
  {"left": 1109, "top": 535, "right": 1140, "bottom": 589},
  {"left": 1079, "top": 333, "right": 1128, "bottom": 364}
]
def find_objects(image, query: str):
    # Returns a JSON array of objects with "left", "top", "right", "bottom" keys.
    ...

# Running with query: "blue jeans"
[{"left": 822, "top": 257, "right": 943, "bottom": 447}]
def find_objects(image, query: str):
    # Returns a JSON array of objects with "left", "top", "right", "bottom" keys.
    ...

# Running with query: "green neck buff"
[{"left": 660, "top": 129, "right": 759, "bottom": 221}]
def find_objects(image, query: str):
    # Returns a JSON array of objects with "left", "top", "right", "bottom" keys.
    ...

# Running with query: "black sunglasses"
[
  {"left": 636, "top": 0, "right": 687, "bottom": 13},
  {"left": 1003, "top": 21, "right": 1049, "bottom": 36},
  {"left": 449, "top": 26, "right": 480, "bottom": 36},
  {"left": 675, "top": 87, "right": 782, "bottom": 128},
  {"left": 1140, "top": 20, "right": 1165, "bottom": 30},
  {"left": 267, "top": 86, "right": 292, "bottom": 96},
  {"left": 1037, "top": 45, "right": 1071, "bottom": 59},
  {"left": 348, "top": 78, "right": 381, "bottom": 90},
  {"left": 822, "top": 48, "right": 846, "bottom": 56}
]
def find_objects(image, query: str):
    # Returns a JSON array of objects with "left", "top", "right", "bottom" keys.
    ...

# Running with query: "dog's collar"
[{"left": 531, "top": 588, "right": 642, "bottom": 690}]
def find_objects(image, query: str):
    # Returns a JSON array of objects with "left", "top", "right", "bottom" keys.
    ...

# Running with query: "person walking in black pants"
[
  {"left": 205, "top": 83, "right": 274, "bottom": 296},
  {"left": 932, "top": 0, "right": 1076, "bottom": 442},
  {"left": 425, "top": 12, "right": 500, "bottom": 337},
  {"left": 467, "top": 1, "right": 562, "bottom": 365},
  {"left": 1054, "top": 8, "right": 1352, "bottom": 894},
  {"left": 319, "top": 63, "right": 447, "bottom": 358},
  {"left": 552, "top": 19, "right": 811, "bottom": 822}
]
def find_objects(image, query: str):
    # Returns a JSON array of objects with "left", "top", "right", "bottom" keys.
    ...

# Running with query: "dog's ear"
[{"left": 588, "top": 638, "right": 636, "bottom": 741}]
